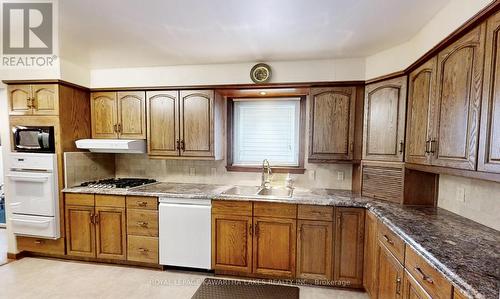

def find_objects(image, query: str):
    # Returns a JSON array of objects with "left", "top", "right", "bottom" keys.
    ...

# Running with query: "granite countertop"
[{"left": 62, "top": 182, "right": 500, "bottom": 299}]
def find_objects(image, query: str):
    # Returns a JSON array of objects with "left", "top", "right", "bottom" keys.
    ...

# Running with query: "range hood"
[{"left": 75, "top": 139, "right": 146, "bottom": 154}]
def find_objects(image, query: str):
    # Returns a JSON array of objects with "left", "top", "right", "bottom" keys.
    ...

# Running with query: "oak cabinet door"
[
  {"left": 296, "top": 220, "right": 333, "bottom": 281},
  {"left": 363, "top": 210, "right": 379, "bottom": 297},
  {"left": 95, "top": 207, "right": 127, "bottom": 260},
  {"left": 211, "top": 214, "right": 253, "bottom": 274},
  {"left": 179, "top": 90, "right": 214, "bottom": 157},
  {"left": 479, "top": 11, "right": 500, "bottom": 173},
  {"left": 432, "top": 24, "right": 485, "bottom": 170},
  {"left": 117, "top": 91, "right": 146, "bottom": 139},
  {"left": 91, "top": 92, "right": 118, "bottom": 138},
  {"left": 309, "top": 87, "right": 356, "bottom": 161},
  {"left": 31, "top": 84, "right": 59, "bottom": 115},
  {"left": 146, "top": 91, "right": 180, "bottom": 156},
  {"left": 377, "top": 242, "right": 404, "bottom": 299},
  {"left": 402, "top": 271, "right": 432, "bottom": 299},
  {"left": 7, "top": 84, "right": 32, "bottom": 115},
  {"left": 253, "top": 217, "right": 296, "bottom": 278},
  {"left": 334, "top": 207, "right": 365, "bottom": 287},
  {"left": 65, "top": 205, "right": 96, "bottom": 258},
  {"left": 406, "top": 58, "right": 437, "bottom": 165},
  {"left": 363, "top": 76, "right": 407, "bottom": 162}
]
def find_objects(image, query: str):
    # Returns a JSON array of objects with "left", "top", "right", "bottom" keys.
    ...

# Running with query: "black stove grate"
[{"left": 79, "top": 178, "right": 157, "bottom": 189}]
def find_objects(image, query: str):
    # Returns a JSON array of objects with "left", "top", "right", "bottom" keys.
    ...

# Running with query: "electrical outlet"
[
  {"left": 308, "top": 170, "right": 316, "bottom": 180},
  {"left": 337, "top": 171, "right": 344, "bottom": 181},
  {"left": 211, "top": 168, "right": 217, "bottom": 176},
  {"left": 189, "top": 167, "right": 196, "bottom": 176},
  {"left": 456, "top": 187, "right": 466, "bottom": 203}
]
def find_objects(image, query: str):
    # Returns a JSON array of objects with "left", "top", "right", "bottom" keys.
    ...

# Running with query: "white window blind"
[{"left": 233, "top": 99, "right": 300, "bottom": 166}]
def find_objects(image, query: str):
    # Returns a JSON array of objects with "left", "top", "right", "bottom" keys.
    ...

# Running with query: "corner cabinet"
[
  {"left": 308, "top": 87, "right": 356, "bottom": 162},
  {"left": 8, "top": 84, "right": 59, "bottom": 115},
  {"left": 147, "top": 90, "right": 224, "bottom": 159},
  {"left": 91, "top": 91, "right": 146, "bottom": 139},
  {"left": 479, "top": 10, "right": 500, "bottom": 173},
  {"left": 363, "top": 76, "right": 407, "bottom": 162}
]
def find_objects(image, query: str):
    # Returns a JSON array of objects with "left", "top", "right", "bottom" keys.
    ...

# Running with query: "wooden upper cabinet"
[
  {"left": 8, "top": 85, "right": 31, "bottom": 115},
  {"left": 363, "top": 210, "right": 379, "bottom": 298},
  {"left": 211, "top": 214, "right": 253, "bottom": 274},
  {"left": 309, "top": 87, "right": 356, "bottom": 161},
  {"left": 31, "top": 84, "right": 59, "bottom": 115},
  {"left": 253, "top": 217, "right": 296, "bottom": 278},
  {"left": 95, "top": 206, "right": 127, "bottom": 260},
  {"left": 8, "top": 84, "right": 59, "bottom": 115},
  {"left": 117, "top": 91, "right": 146, "bottom": 139},
  {"left": 91, "top": 92, "right": 118, "bottom": 138},
  {"left": 406, "top": 58, "right": 437, "bottom": 165},
  {"left": 432, "top": 24, "right": 486, "bottom": 170},
  {"left": 296, "top": 219, "right": 333, "bottom": 281},
  {"left": 65, "top": 205, "right": 96, "bottom": 258},
  {"left": 146, "top": 91, "right": 179, "bottom": 156},
  {"left": 334, "top": 207, "right": 365, "bottom": 288},
  {"left": 363, "top": 76, "right": 407, "bottom": 162},
  {"left": 377, "top": 242, "right": 404, "bottom": 299},
  {"left": 179, "top": 90, "right": 214, "bottom": 157},
  {"left": 479, "top": 11, "right": 500, "bottom": 173}
]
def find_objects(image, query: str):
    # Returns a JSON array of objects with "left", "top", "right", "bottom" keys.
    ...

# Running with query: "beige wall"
[{"left": 438, "top": 175, "right": 500, "bottom": 231}]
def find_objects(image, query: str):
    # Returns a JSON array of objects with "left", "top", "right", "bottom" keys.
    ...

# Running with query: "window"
[{"left": 229, "top": 97, "right": 304, "bottom": 171}]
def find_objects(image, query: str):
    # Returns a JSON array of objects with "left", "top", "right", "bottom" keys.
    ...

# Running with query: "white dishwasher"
[{"left": 159, "top": 197, "right": 212, "bottom": 269}]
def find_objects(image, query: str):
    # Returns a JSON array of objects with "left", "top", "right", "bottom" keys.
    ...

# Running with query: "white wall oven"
[{"left": 7, "top": 153, "right": 60, "bottom": 239}]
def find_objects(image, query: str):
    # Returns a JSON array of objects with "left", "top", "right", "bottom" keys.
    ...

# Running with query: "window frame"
[{"left": 226, "top": 95, "right": 306, "bottom": 174}]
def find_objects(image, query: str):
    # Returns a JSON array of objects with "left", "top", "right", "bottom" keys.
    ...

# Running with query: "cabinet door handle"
[
  {"left": 176, "top": 139, "right": 180, "bottom": 150},
  {"left": 429, "top": 139, "right": 437, "bottom": 154},
  {"left": 383, "top": 234, "right": 394, "bottom": 245},
  {"left": 398, "top": 140, "right": 404, "bottom": 154},
  {"left": 396, "top": 277, "right": 402, "bottom": 295},
  {"left": 26, "top": 98, "right": 33, "bottom": 109},
  {"left": 425, "top": 139, "right": 431, "bottom": 154},
  {"left": 31, "top": 97, "right": 37, "bottom": 110},
  {"left": 113, "top": 124, "right": 118, "bottom": 133},
  {"left": 117, "top": 123, "right": 122, "bottom": 133},
  {"left": 34, "top": 240, "right": 43, "bottom": 244},
  {"left": 94, "top": 213, "right": 99, "bottom": 225},
  {"left": 89, "top": 213, "right": 94, "bottom": 224},
  {"left": 248, "top": 223, "right": 253, "bottom": 236},
  {"left": 137, "top": 201, "right": 148, "bottom": 207},
  {"left": 254, "top": 224, "right": 259, "bottom": 236},
  {"left": 414, "top": 266, "right": 434, "bottom": 284},
  {"left": 180, "top": 140, "right": 185, "bottom": 151},
  {"left": 138, "top": 248, "right": 149, "bottom": 253}
]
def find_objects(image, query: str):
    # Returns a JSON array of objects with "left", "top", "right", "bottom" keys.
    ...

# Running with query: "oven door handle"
[
  {"left": 6, "top": 175, "right": 49, "bottom": 183},
  {"left": 11, "top": 218, "right": 51, "bottom": 227},
  {"left": 38, "top": 131, "right": 45, "bottom": 149}
]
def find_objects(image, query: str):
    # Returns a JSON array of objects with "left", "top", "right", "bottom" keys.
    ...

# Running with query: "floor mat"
[{"left": 191, "top": 278, "right": 300, "bottom": 299}]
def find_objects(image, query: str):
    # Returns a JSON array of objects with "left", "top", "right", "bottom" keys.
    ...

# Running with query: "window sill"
[{"left": 226, "top": 165, "right": 306, "bottom": 174}]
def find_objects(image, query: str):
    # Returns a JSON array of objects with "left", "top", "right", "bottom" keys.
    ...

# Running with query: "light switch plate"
[{"left": 337, "top": 172, "right": 344, "bottom": 181}]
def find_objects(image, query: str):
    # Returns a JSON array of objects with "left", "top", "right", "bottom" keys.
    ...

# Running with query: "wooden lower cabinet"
[
  {"left": 65, "top": 204, "right": 96, "bottom": 258},
  {"left": 296, "top": 220, "right": 333, "bottom": 281},
  {"left": 253, "top": 217, "right": 296, "bottom": 278},
  {"left": 377, "top": 242, "right": 404, "bottom": 299},
  {"left": 95, "top": 206, "right": 126, "bottom": 260},
  {"left": 211, "top": 214, "right": 253, "bottom": 274},
  {"left": 403, "top": 270, "right": 431, "bottom": 299},
  {"left": 127, "top": 235, "right": 158, "bottom": 264},
  {"left": 334, "top": 207, "right": 365, "bottom": 288},
  {"left": 363, "top": 211, "right": 379, "bottom": 297}
]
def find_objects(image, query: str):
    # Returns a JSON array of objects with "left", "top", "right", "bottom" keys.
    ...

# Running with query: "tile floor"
[{"left": 0, "top": 257, "right": 369, "bottom": 299}]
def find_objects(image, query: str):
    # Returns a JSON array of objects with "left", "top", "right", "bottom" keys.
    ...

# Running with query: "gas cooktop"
[{"left": 79, "top": 178, "right": 157, "bottom": 189}]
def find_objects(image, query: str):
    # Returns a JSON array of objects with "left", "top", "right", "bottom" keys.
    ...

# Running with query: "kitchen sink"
[{"left": 222, "top": 186, "right": 293, "bottom": 198}]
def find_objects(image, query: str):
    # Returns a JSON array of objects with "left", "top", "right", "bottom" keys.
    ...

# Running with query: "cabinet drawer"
[
  {"left": 16, "top": 236, "right": 65, "bottom": 255},
  {"left": 127, "top": 209, "right": 158, "bottom": 237},
  {"left": 212, "top": 200, "right": 252, "bottom": 216},
  {"left": 377, "top": 222, "right": 405, "bottom": 264},
  {"left": 126, "top": 196, "right": 158, "bottom": 210},
  {"left": 405, "top": 246, "right": 452, "bottom": 299},
  {"left": 127, "top": 235, "right": 158, "bottom": 264},
  {"left": 254, "top": 202, "right": 297, "bottom": 218},
  {"left": 65, "top": 193, "right": 94, "bottom": 206},
  {"left": 95, "top": 195, "right": 125, "bottom": 207},
  {"left": 298, "top": 205, "right": 333, "bottom": 221}
]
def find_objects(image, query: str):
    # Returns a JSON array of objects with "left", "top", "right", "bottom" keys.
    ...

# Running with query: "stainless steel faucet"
[{"left": 261, "top": 159, "right": 272, "bottom": 189}]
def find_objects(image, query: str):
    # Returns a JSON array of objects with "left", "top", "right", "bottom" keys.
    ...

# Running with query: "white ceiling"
[{"left": 59, "top": 0, "right": 450, "bottom": 69}]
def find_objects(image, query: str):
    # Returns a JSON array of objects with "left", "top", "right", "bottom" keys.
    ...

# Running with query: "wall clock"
[{"left": 250, "top": 63, "right": 272, "bottom": 84}]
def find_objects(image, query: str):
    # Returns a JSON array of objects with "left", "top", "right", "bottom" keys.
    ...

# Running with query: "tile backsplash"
[
  {"left": 114, "top": 154, "right": 352, "bottom": 189},
  {"left": 438, "top": 175, "right": 500, "bottom": 231},
  {"left": 64, "top": 152, "right": 115, "bottom": 187}
]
